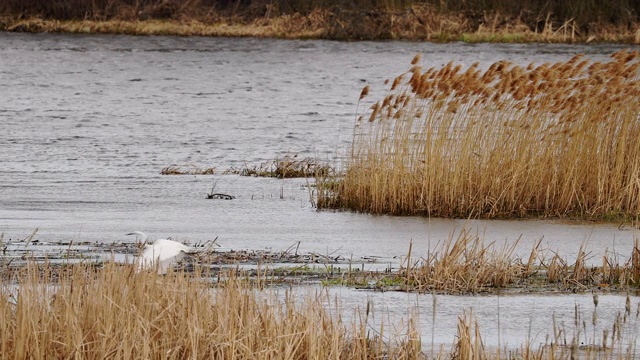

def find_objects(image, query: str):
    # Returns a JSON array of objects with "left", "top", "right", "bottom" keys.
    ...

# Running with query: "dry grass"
[
  {"left": 159, "top": 155, "right": 331, "bottom": 178},
  {"left": 227, "top": 154, "right": 332, "bottom": 178},
  {"left": 0, "top": 262, "right": 423, "bottom": 359},
  {"left": 3, "top": 262, "right": 637, "bottom": 360},
  {"left": 0, "top": 15, "right": 329, "bottom": 39},
  {"left": 400, "top": 229, "right": 528, "bottom": 293},
  {"left": 161, "top": 164, "right": 216, "bottom": 175},
  {"left": 319, "top": 50, "right": 640, "bottom": 220},
  {"left": 317, "top": 231, "right": 640, "bottom": 294},
  {"left": 1, "top": 1, "right": 639, "bottom": 42},
  {"left": 392, "top": 231, "right": 640, "bottom": 294}
]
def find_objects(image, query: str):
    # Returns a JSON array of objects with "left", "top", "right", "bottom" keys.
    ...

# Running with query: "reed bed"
[
  {"left": 2, "top": 262, "right": 638, "bottom": 360},
  {"left": 0, "top": 262, "right": 423, "bottom": 359},
  {"left": 400, "top": 229, "right": 528, "bottom": 293},
  {"left": 319, "top": 50, "right": 640, "bottom": 220},
  {"left": 397, "top": 230, "right": 640, "bottom": 294}
]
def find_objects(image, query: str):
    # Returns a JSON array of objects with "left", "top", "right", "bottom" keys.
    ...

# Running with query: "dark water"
[{"left": 1, "top": 32, "right": 639, "bottom": 349}]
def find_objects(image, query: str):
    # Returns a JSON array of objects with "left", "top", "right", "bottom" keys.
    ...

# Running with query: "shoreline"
[{"left": 2, "top": 15, "right": 640, "bottom": 44}]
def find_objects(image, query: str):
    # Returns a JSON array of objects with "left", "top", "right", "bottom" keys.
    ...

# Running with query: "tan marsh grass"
[
  {"left": 319, "top": 50, "right": 640, "bottom": 220},
  {"left": 397, "top": 231, "right": 640, "bottom": 293},
  {"left": 0, "top": 262, "right": 423, "bottom": 359}
]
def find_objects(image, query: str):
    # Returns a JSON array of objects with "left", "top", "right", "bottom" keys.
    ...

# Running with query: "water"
[
  {"left": 310, "top": 287, "right": 640, "bottom": 352},
  {"left": 1, "top": 32, "right": 640, "bottom": 349}
]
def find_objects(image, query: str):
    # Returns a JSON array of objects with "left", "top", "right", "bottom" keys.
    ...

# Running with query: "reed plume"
[{"left": 320, "top": 50, "right": 640, "bottom": 220}]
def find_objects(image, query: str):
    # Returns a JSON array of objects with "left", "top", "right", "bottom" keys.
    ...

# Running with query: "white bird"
[{"left": 127, "top": 231, "right": 198, "bottom": 274}]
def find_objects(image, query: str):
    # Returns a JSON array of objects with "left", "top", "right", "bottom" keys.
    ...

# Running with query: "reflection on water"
[{"left": 1, "top": 32, "right": 639, "bottom": 348}]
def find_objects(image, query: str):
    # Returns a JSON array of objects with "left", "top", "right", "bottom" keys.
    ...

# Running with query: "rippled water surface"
[{"left": 1, "top": 32, "right": 640, "bottom": 349}]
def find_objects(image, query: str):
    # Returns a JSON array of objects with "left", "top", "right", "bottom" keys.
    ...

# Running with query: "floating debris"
[
  {"left": 206, "top": 193, "right": 235, "bottom": 200},
  {"left": 0, "top": 238, "right": 383, "bottom": 275},
  {"left": 225, "top": 154, "right": 332, "bottom": 178},
  {"left": 161, "top": 164, "right": 215, "bottom": 175}
]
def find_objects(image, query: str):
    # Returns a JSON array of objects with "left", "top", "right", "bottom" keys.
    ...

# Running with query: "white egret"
[{"left": 127, "top": 231, "right": 198, "bottom": 274}]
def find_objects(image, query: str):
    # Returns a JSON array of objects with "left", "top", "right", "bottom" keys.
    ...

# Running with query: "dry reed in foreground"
[
  {"left": 0, "top": 263, "right": 422, "bottom": 359},
  {"left": 2, "top": 263, "right": 638, "bottom": 360},
  {"left": 319, "top": 50, "right": 640, "bottom": 220}
]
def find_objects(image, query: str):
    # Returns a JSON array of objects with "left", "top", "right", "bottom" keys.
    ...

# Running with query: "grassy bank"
[
  {"left": 318, "top": 50, "right": 640, "bottom": 220},
  {"left": 1, "top": 0, "right": 639, "bottom": 42}
]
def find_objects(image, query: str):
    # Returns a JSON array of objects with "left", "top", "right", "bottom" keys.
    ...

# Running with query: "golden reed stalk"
[
  {"left": 0, "top": 263, "right": 421, "bottom": 359},
  {"left": 319, "top": 50, "right": 640, "bottom": 220},
  {"left": 403, "top": 231, "right": 640, "bottom": 293}
]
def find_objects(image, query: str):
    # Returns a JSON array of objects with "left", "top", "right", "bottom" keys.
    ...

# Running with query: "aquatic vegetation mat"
[
  {"left": 398, "top": 230, "right": 640, "bottom": 294},
  {"left": 160, "top": 155, "right": 332, "bottom": 178},
  {"left": 319, "top": 50, "right": 640, "bottom": 220},
  {"left": 0, "top": 233, "right": 380, "bottom": 282},
  {"left": 225, "top": 154, "right": 332, "bottom": 178},
  {"left": 2, "top": 230, "right": 640, "bottom": 293},
  {"left": 160, "top": 164, "right": 215, "bottom": 175}
]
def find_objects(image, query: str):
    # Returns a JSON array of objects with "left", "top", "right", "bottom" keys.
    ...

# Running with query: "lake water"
[{"left": 1, "top": 32, "right": 639, "bottom": 350}]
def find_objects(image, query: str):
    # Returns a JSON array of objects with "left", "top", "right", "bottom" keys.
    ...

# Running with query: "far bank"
[{"left": 1, "top": 0, "right": 640, "bottom": 43}]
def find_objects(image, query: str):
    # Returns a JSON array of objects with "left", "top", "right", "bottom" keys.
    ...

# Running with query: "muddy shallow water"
[{"left": 1, "top": 32, "right": 640, "bottom": 349}]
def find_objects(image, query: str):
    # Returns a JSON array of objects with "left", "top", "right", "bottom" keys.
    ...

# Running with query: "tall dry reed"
[
  {"left": 401, "top": 229, "right": 529, "bottom": 293},
  {"left": 320, "top": 50, "right": 640, "bottom": 220},
  {"left": 400, "top": 230, "right": 640, "bottom": 293},
  {"left": 0, "top": 262, "right": 422, "bottom": 359}
]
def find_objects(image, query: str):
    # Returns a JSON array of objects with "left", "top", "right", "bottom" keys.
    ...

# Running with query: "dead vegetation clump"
[
  {"left": 160, "top": 164, "right": 215, "bottom": 175},
  {"left": 401, "top": 230, "right": 527, "bottom": 293},
  {"left": 319, "top": 50, "right": 640, "bottom": 220},
  {"left": 399, "top": 231, "right": 640, "bottom": 294},
  {"left": 226, "top": 154, "right": 332, "bottom": 178}
]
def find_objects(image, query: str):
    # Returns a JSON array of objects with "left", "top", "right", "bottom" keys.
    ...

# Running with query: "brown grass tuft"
[{"left": 227, "top": 154, "right": 332, "bottom": 178}]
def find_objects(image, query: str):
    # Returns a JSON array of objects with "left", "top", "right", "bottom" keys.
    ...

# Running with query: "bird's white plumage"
[{"left": 127, "top": 231, "right": 196, "bottom": 274}]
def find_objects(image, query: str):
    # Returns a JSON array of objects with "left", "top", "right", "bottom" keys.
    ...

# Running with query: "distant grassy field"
[{"left": 1, "top": 0, "right": 639, "bottom": 42}]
